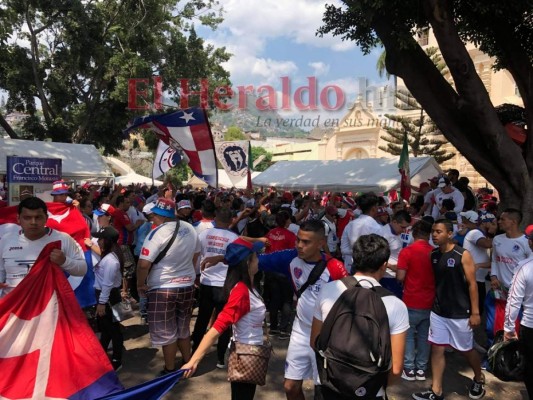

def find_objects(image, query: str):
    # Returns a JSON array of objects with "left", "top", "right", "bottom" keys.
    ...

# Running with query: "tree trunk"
[{"left": 0, "top": 112, "right": 18, "bottom": 139}]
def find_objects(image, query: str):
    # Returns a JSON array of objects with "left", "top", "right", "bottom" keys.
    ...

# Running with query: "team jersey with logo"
[
  {"left": 198, "top": 227, "right": 238, "bottom": 287},
  {"left": 139, "top": 221, "right": 198, "bottom": 289},
  {"left": 431, "top": 245, "right": 471, "bottom": 319},
  {"left": 431, "top": 188, "right": 464, "bottom": 221},
  {"left": 491, "top": 234, "right": 532, "bottom": 289},
  {"left": 0, "top": 228, "right": 86, "bottom": 297},
  {"left": 193, "top": 219, "right": 215, "bottom": 235},
  {"left": 258, "top": 249, "right": 347, "bottom": 335}
]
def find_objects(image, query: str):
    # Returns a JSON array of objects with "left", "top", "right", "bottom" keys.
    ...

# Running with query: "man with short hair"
[
  {"left": 413, "top": 219, "right": 485, "bottom": 400},
  {"left": 191, "top": 207, "right": 238, "bottom": 367},
  {"left": 321, "top": 205, "right": 339, "bottom": 257},
  {"left": 193, "top": 199, "right": 216, "bottom": 234},
  {"left": 137, "top": 198, "right": 200, "bottom": 375},
  {"left": 0, "top": 197, "right": 87, "bottom": 298},
  {"left": 340, "top": 193, "right": 383, "bottom": 272},
  {"left": 418, "top": 177, "right": 440, "bottom": 217},
  {"left": 396, "top": 220, "right": 435, "bottom": 381},
  {"left": 311, "top": 234, "right": 409, "bottom": 400},
  {"left": 258, "top": 220, "right": 347, "bottom": 400}
]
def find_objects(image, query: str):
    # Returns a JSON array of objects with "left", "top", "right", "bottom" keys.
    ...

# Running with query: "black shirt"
[{"left": 431, "top": 245, "right": 471, "bottom": 319}]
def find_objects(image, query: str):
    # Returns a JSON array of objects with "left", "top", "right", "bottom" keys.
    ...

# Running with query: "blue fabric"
[
  {"left": 94, "top": 370, "right": 185, "bottom": 400},
  {"left": 404, "top": 308, "right": 431, "bottom": 371}
]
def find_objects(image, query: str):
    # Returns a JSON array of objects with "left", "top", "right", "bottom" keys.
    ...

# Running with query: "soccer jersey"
[
  {"left": 140, "top": 221, "right": 198, "bottom": 289},
  {"left": 340, "top": 214, "right": 383, "bottom": 270},
  {"left": 463, "top": 229, "right": 491, "bottom": 282},
  {"left": 112, "top": 208, "right": 134, "bottom": 245},
  {"left": 265, "top": 227, "right": 297, "bottom": 253},
  {"left": 198, "top": 227, "right": 238, "bottom": 287},
  {"left": 491, "top": 234, "right": 532, "bottom": 289},
  {"left": 0, "top": 228, "right": 86, "bottom": 297},
  {"left": 432, "top": 188, "right": 464, "bottom": 221},
  {"left": 193, "top": 219, "right": 215, "bottom": 235}
]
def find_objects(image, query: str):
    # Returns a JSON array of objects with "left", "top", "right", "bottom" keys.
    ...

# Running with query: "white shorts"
[
  {"left": 284, "top": 328, "right": 318, "bottom": 383},
  {"left": 428, "top": 312, "right": 473, "bottom": 352}
]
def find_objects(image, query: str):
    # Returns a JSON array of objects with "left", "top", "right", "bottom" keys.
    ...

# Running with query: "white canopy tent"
[
  {"left": 0, "top": 138, "right": 114, "bottom": 181},
  {"left": 252, "top": 157, "right": 442, "bottom": 193},
  {"left": 186, "top": 169, "right": 262, "bottom": 189},
  {"left": 114, "top": 173, "right": 163, "bottom": 186}
]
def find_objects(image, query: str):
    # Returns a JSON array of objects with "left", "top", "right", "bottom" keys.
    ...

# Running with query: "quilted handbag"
[{"left": 227, "top": 340, "right": 272, "bottom": 386}]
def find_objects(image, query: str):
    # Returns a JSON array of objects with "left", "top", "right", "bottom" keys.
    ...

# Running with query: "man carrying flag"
[
  {"left": 0, "top": 197, "right": 87, "bottom": 298},
  {"left": 399, "top": 133, "right": 411, "bottom": 202}
]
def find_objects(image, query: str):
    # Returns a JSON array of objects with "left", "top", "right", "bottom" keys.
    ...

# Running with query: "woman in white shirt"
[
  {"left": 93, "top": 226, "right": 124, "bottom": 371},
  {"left": 183, "top": 238, "right": 266, "bottom": 400}
]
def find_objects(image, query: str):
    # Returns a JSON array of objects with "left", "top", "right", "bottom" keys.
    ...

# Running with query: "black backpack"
[{"left": 315, "top": 276, "right": 392, "bottom": 399}]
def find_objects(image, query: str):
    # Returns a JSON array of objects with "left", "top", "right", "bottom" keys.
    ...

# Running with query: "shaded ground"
[{"left": 115, "top": 313, "right": 528, "bottom": 400}]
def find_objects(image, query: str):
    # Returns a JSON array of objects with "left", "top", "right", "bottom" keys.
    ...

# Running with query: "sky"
[{"left": 195, "top": 0, "right": 390, "bottom": 128}]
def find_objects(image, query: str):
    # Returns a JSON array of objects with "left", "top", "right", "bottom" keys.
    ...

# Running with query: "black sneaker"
[
  {"left": 412, "top": 389, "right": 444, "bottom": 400},
  {"left": 216, "top": 360, "right": 225, "bottom": 369},
  {"left": 402, "top": 368, "right": 416, "bottom": 381},
  {"left": 278, "top": 331, "right": 290, "bottom": 340},
  {"left": 111, "top": 359, "right": 122, "bottom": 372},
  {"left": 468, "top": 374, "right": 485, "bottom": 399}
]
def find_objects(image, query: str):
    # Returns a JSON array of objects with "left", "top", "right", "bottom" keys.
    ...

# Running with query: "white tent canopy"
[
  {"left": 252, "top": 157, "right": 442, "bottom": 193},
  {"left": 114, "top": 173, "right": 163, "bottom": 186},
  {"left": 186, "top": 169, "right": 262, "bottom": 189},
  {"left": 0, "top": 138, "right": 114, "bottom": 181}
]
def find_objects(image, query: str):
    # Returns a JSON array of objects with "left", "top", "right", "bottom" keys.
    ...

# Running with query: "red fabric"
[
  {"left": 0, "top": 242, "right": 121, "bottom": 398},
  {"left": 336, "top": 209, "right": 354, "bottom": 239},
  {"left": 112, "top": 209, "right": 133, "bottom": 245},
  {"left": 265, "top": 227, "right": 297, "bottom": 254},
  {"left": 0, "top": 203, "right": 89, "bottom": 250},
  {"left": 212, "top": 282, "right": 250, "bottom": 334},
  {"left": 397, "top": 240, "right": 435, "bottom": 309},
  {"left": 325, "top": 256, "right": 348, "bottom": 280}
]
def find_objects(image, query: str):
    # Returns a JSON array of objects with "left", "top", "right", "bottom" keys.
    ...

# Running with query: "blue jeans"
[{"left": 404, "top": 308, "right": 431, "bottom": 371}]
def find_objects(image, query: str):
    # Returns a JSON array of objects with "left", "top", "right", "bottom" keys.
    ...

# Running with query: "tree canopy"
[
  {"left": 224, "top": 125, "right": 246, "bottom": 141},
  {"left": 0, "top": 0, "right": 230, "bottom": 154},
  {"left": 319, "top": 0, "right": 533, "bottom": 220}
]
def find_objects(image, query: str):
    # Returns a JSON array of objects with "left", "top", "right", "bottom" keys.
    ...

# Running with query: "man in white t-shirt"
[
  {"left": 0, "top": 197, "right": 87, "bottom": 298},
  {"left": 340, "top": 193, "right": 383, "bottom": 272},
  {"left": 137, "top": 197, "right": 200, "bottom": 375},
  {"left": 311, "top": 234, "right": 409, "bottom": 400},
  {"left": 487, "top": 208, "right": 532, "bottom": 347},
  {"left": 321, "top": 205, "right": 339, "bottom": 256},
  {"left": 191, "top": 207, "right": 238, "bottom": 368},
  {"left": 431, "top": 177, "right": 464, "bottom": 221}
]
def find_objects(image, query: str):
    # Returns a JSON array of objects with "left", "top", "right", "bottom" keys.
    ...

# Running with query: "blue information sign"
[{"left": 7, "top": 156, "right": 62, "bottom": 183}]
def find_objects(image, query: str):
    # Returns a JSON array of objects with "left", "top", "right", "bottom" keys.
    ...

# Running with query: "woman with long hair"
[
  {"left": 182, "top": 238, "right": 266, "bottom": 400},
  {"left": 93, "top": 226, "right": 125, "bottom": 371}
]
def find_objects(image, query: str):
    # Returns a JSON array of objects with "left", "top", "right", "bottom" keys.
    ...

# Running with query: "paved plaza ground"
[{"left": 115, "top": 312, "right": 528, "bottom": 400}]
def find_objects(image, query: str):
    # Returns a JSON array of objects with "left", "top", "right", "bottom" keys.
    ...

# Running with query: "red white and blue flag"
[
  {"left": 0, "top": 241, "right": 123, "bottom": 399},
  {"left": 0, "top": 203, "right": 96, "bottom": 308},
  {"left": 125, "top": 108, "right": 218, "bottom": 187}
]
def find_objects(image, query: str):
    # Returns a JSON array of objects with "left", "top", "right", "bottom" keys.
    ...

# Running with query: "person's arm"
[
  {"left": 396, "top": 269, "right": 406, "bottom": 283},
  {"left": 462, "top": 250, "right": 480, "bottom": 327},
  {"left": 125, "top": 219, "right": 144, "bottom": 232},
  {"left": 388, "top": 332, "right": 407, "bottom": 385},
  {"left": 504, "top": 263, "right": 528, "bottom": 339},
  {"left": 453, "top": 191, "right": 465, "bottom": 214},
  {"left": 136, "top": 259, "right": 151, "bottom": 297},
  {"left": 182, "top": 327, "right": 220, "bottom": 377},
  {"left": 490, "top": 242, "right": 501, "bottom": 290},
  {"left": 476, "top": 237, "right": 493, "bottom": 249},
  {"left": 258, "top": 248, "right": 297, "bottom": 277},
  {"left": 310, "top": 317, "right": 323, "bottom": 351},
  {"left": 55, "top": 236, "right": 87, "bottom": 276}
]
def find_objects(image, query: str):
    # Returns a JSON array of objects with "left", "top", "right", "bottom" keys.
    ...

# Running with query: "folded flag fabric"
[
  {"left": 152, "top": 139, "right": 187, "bottom": 179},
  {"left": 124, "top": 108, "right": 218, "bottom": 187},
  {"left": 0, "top": 241, "right": 123, "bottom": 399},
  {"left": 95, "top": 370, "right": 186, "bottom": 400}
]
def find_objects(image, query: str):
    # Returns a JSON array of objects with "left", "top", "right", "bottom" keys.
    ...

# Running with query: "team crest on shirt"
[
  {"left": 447, "top": 258, "right": 456, "bottom": 267},
  {"left": 512, "top": 244, "right": 520, "bottom": 252},
  {"left": 294, "top": 267, "right": 303, "bottom": 279}
]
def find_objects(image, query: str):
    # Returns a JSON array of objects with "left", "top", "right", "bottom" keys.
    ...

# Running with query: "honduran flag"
[
  {"left": 0, "top": 241, "right": 123, "bottom": 399},
  {"left": 398, "top": 134, "right": 411, "bottom": 201},
  {"left": 0, "top": 202, "right": 96, "bottom": 308},
  {"left": 125, "top": 108, "right": 218, "bottom": 187}
]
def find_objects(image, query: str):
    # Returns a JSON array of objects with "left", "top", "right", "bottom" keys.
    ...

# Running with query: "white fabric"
[
  {"left": 340, "top": 215, "right": 383, "bottom": 270},
  {"left": 0, "top": 229, "right": 86, "bottom": 298},
  {"left": 491, "top": 234, "right": 532, "bottom": 289},
  {"left": 198, "top": 227, "right": 238, "bottom": 287},
  {"left": 114, "top": 173, "right": 163, "bottom": 186},
  {"left": 194, "top": 220, "right": 215, "bottom": 235},
  {"left": 140, "top": 221, "right": 198, "bottom": 289},
  {"left": 321, "top": 216, "right": 338, "bottom": 252},
  {"left": 463, "top": 229, "right": 491, "bottom": 282},
  {"left": 93, "top": 252, "right": 122, "bottom": 304},
  {"left": 428, "top": 312, "right": 473, "bottom": 352},
  {"left": 423, "top": 189, "right": 440, "bottom": 216},
  {"left": 431, "top": 188, "right": 465, "bottom": 221},
  {"left": 505, "top": 257, "right": 533, "bottom": 332},
  {"left": 284, "top": 328, "right": 319, "bottom": 382},
  {"left": 288, "top": 223, "right": 300, "bottom": 236},
  {"left": 380, "top": 224, "right": 403, "bottom": 278},
  {"left": 0, "top": 223, "right": 19, "bottom": 242},
  {"left": 233, "top": 289, "right": 266, "bottom": 345},
  {"left": 252, "top": 157, "right": 442, "bottom": 192}
]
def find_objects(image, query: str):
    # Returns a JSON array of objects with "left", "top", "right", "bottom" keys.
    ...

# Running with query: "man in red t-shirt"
[
  {"left": 264, "top": 211, "right": 296, "bottom": 338},
  {"left": 396, "top": 219, "right": 435, "bottom": 382}
]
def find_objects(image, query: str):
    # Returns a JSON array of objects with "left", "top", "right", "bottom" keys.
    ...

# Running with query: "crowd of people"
[{"left": 0, "top": 167, "right": 532, "bottom": 400}]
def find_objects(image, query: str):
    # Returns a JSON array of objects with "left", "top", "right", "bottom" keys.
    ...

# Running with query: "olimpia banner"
[{"left": 215, "top": 141, "right": 251, "bottom": 188}]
